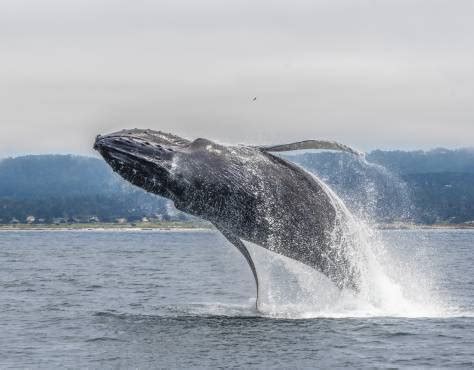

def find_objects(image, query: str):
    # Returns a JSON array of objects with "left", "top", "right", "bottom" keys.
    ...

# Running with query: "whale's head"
[
  {"left": 93, "top": 129, "right": 248, "bottom": 214},
  {"left": 94, "top": 129, "right": 195, "bottom": 200}
]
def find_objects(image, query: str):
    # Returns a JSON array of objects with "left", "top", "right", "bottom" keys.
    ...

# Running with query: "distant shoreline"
[
  {"left": 377, "top": 223, "right": 474, "bottom": 230},
  {"left": 0, "top": 221, "right": 214, "bottom": 231},
  {"left": 0, "top": 221, "right": 473, "bottom": 231}
]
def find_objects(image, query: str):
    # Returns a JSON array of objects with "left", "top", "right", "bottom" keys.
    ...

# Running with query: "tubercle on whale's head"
[{"left": 93, "top": 129, "right": 191, "bottom": 200}]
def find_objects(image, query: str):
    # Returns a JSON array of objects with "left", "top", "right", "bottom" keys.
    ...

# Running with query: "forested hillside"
[
  {"left": 288, "top": 148, "right": 474, "bottom": 224},
  {"left": 367, "top": 148, "right": 474, "bottom": 174},
  {"left": 0, "top": 155, "right": 170, "bottom": 223},
  {"left": 1, "top": 149, "right": 473, "bottom": 224}
]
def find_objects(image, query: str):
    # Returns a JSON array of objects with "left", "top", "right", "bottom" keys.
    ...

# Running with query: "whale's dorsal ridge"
[{"left": 258, "top": 140, "right": 362, "bottom": 156}]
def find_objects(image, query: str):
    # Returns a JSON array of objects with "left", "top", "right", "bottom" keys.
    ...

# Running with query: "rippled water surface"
[{"left": 1, "top": 229, "right": 473, "bottom": 368}]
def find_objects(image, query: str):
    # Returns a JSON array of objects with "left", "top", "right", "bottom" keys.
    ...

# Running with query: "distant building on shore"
[
  {"left": 26, "top": 215, "right": 35, "bottom": 224},
  {"left": 53, "top": 218, "right": 67, "bottom": 225}
]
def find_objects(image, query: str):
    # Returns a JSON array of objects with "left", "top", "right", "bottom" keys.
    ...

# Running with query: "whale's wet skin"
[
  {"left": 94, "top": 129, "right": 365, "bottom": 304},
  {"left": 0, "top": 230, "right": 473, "bottom": 367}
]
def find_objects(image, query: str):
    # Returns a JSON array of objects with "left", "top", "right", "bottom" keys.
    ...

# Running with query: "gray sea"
[{"left": 0, "top": 229, "right": 473, "bottom": 368}]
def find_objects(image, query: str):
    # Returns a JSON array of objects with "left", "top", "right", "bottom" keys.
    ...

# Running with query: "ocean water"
[{"left": 0, "top": 229, "right": 473, "bottom": 368}]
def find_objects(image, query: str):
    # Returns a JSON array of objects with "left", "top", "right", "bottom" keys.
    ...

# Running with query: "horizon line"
[{"left": 1, "top": 146, "right": 474, "bottom": 161}]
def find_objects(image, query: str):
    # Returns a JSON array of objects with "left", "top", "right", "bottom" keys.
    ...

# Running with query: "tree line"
[{"left": 1, "top": 150, "right": 473, "bottom": 224}]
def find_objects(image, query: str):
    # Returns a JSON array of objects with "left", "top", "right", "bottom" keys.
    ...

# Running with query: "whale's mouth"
[
  {"left": 94, "top": 129, "right": 191, "bottom": 197},
  {"left": 94, "top": 129, "right": 190, "bottom": 169},
  {"left": 94, "top": 134, "right": 171, "bottom": 169}
]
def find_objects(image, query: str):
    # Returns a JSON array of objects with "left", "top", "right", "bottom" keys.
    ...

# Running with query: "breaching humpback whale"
[{"left": 94, "top": 129, "right": 362, "bottom": 299}]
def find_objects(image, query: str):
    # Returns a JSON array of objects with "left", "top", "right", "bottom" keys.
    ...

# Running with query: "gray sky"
[{"left": 1, "top": 0, "right": 473, "bottom": 157}]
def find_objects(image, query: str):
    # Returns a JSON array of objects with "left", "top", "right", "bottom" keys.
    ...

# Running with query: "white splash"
[
  {"left": 242, "top": 172, "right": 450, "bottom": 319},
  {"left": 206, "top": 144, "right": 222, "bottom": 154}
]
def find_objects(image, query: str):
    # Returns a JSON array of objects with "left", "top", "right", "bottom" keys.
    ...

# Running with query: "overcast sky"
[{"left": 1, "top": 0, "right": 473, "bottom": 156}]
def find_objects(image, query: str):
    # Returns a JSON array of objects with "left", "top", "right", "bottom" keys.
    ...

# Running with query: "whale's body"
[{"left": 94, "top": 129, "right": 360, "bottom": 298}]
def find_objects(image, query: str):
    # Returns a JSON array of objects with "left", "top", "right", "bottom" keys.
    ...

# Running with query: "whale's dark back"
[
  {"left": 94, "top": 131, "right": 360, "bottom": 291},
  {"left": 172, "top": 144, "right": 358, "bottom": 290}
]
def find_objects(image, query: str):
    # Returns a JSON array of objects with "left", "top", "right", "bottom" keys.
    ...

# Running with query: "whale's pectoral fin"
[
  {"left": 216, "top": 227, "right": 259, "bottom": 304},
  {"left": 258, "top": 140, "right": 363, "bottom": 156}
]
